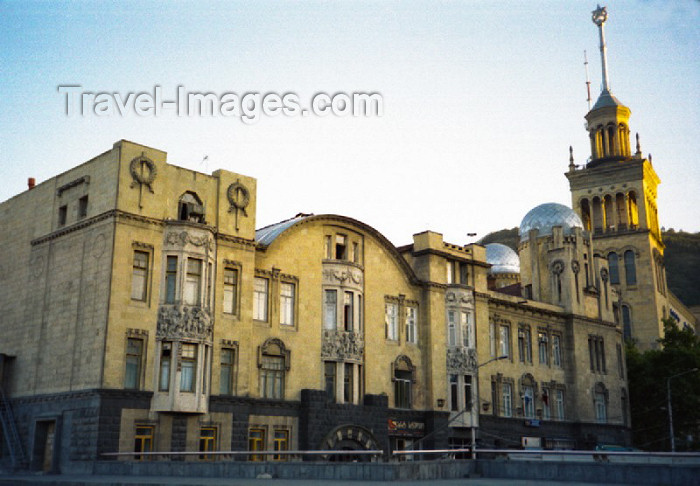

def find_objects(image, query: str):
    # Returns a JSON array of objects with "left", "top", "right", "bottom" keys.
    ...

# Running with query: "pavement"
[{"left": 0, "top": 474, "right": 614, "bottom": 486}]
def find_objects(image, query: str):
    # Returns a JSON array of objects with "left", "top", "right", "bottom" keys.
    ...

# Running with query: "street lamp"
[
  {"left": 667, "top": 368, "right": 698, "bottom": 452},
  {"left": 471, "top": 355, "right": 508, "bottom": 459}
]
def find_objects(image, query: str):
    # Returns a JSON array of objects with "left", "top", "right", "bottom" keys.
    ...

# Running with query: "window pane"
[
  {"left": 343, "top": 291, "right": 353, "bottom": 331},
  {"left": 124, "top": 338, "right": 143, "bottom": 389},
  {"left": 180, "top": 343, "right": 197, "bottom": 392},
  {"left": 281, "top": 283, "right": 295, "bottom": 326},
  {"left": 131, "top": 251, "right": 149, "bottom": 301},
  {"left": 324, "top": 290, "right": 337, "bottom": 329},
  {"left": 386, "top": 303, "right": 398, "bottom": 340},
  {"left": 624, "top": 250, "right": 637, "bottom": 285},
  {"left": 159, "top": 343, "right": 171, "bottom": 391},
  {"left": 253, "top": 277, "right": 268, "bottom": 321},
  {"left": 223, "top": 268, "right": 238, "bottom": 314},
  {"left": 165, "top": 256, "right": 178, "bottom": 304},
  {"left": 184, "top": 258, "right": 203, "bottom": 305}
]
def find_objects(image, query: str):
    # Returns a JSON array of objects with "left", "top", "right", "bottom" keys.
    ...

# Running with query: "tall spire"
[{"left": 592, "top": 5, "right": 610, "bottom": 92}]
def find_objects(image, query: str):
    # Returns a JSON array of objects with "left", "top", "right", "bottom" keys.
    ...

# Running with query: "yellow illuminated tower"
[{"left": 566, "top": 5, "right": 668, "bottom": 350}]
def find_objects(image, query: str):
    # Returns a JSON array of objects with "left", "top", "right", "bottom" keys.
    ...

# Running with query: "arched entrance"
[{"left": 320, "top": 424, "right": 380, "bottom": 462}]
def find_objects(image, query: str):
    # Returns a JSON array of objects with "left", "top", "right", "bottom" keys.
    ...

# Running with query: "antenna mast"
[
  {"left": 592, "top": 5, "right": 610, "bottom": 92},
  {"left": 584, "top": 50, "right": 592, "bottom": 110}
]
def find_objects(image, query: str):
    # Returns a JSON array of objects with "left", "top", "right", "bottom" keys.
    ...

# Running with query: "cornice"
[{"left": 410, "top": 247, "right": 490, "bottom": 269}]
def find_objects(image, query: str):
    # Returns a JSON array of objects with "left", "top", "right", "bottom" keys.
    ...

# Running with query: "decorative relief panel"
[
  {"left": 322, "top": 263, "right": 363, "bottom": 291},
  {"left": 165, "top": 231, "right": 214, "bottom": 251},
  {"left": 446, "top": 347, "right": 478, "bottom": 373},
  {"left": 321, "top": 330, "right": 364, "bottom": 361},
  {"left": 445, "top": 289, "right": 474, "bottom": 305},
  {"left": 157, "top": 305, "right": 213, "bottom": 342}
]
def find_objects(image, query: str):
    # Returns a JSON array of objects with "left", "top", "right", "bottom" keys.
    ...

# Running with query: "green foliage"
[
  {"left": 478, "top": 227, "right": 519, "bottom": 251},
  {"left": 626, "top": 320, "right": 700, "bottom": 451}
]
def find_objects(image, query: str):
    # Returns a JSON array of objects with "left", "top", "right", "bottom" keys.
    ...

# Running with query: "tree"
[{"left": 626, "top": 319, "right": 700, "bottom": 451}]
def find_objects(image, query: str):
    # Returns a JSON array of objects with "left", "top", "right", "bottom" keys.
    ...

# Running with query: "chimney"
[{"left": 28, "top": 177, "right": 36, "bottom": 190}]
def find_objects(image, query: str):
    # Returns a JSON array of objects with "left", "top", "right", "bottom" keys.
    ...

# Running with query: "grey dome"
[
  {"left": 519, "top": 203, "right": 584, "bottom": 241},
  {"left": 485, "top": 243, "right": 520, "bottom": 274}
]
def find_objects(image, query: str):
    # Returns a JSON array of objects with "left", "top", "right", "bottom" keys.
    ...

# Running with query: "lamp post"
[
  {"left": 471, "top": 355, "right": 508, "bottom": 459},
  {"left": 667, "top": 368, "right": 698, "bottom": 452}
]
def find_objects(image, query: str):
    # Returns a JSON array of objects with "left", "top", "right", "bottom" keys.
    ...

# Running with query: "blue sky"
[{"left": 1, "top": 1, "right": 698, "bottom": 245}]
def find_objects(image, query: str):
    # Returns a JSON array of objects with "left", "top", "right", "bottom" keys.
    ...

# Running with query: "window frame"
[
  {"left": 180, "top": 342, "right": 198, "bottom": 393},
  {"left": 124, "top": 337, "right": 145, "bottom": 390},
  {"left": 222, "top": 267, "right": 239, "bottom": 315},
  {"left": 184, "top": 258, "right": 203, "bottom": 306},
  {"left": 385, "top": 302, "right": 398, "bottom": 341},
  {"left": 131, "top": 250, "right": 150, "bottom": 302},
  {"left": 405, "top": 305, "right": 418, "bottom": 344},
  {"left": 280, "top": 281, "right": 296, "bottom": 327},
  {"left": 220, "top": 347, "right": 237, "bottom": 395},
  {"left": 253, "top": 277, "right": 269, "bottom": 322}
]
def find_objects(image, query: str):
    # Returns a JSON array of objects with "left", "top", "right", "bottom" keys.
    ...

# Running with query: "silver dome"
[
  {"left": 485, "top": 243, "right": 520, "bottom": 274},
  {"left": 519, "top": 203, "right": 584, "bottom": 241}
]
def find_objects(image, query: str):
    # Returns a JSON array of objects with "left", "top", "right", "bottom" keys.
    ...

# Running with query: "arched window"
[
  {"left": 603, "top": 195, "right": 614, "bottom": 230},
  {"left": 621, "top": 305, "right": 632, "bottom": 341},
  {"left": 624, "top": 250, "right": 637, "bottom": 285},
  {"left": 594, "top": 383, "right": 608, "bottom": 423},
  {"left": 393, "top": 356, "right": 414, "bottom": 409},
  {"left": 608, "top": 252, "right": 620, "bottom": 284},
  {"left": 615, "top": 193, "right": 627, "bottom": 229},
  {"left": 580, "top": 199, "right": 591, "bottom": 231},
  {"left": 178, "top": 192, "right": 204, "bottom": 223},
  {"left": 607, "top": 126, "right": 615, "bottom": 155},
  {"left": 627, "top": 192, "right": 638, "bottom": 228},
  {"left": 592, "top": 197, "right": 604, "bottom": 233}
]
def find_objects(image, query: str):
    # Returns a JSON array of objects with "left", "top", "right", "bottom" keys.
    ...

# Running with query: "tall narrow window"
[
  {"left": 461, "top": 311, "right": 474, "bottom": 348},
  {"left": 608, "top": 252, "right": 620, "bottom": 284},
  {"left": 616, "top": 343, "right": 624, "bottom": 378},
  {"left": 335, "top": 234, "right": 347, "bottom": 259},
  {"left": 180, "top": 343, "right": 197, "bottom": 392},
  {"left": 58, "top": 205, "right": 67, "bottom": 226},
  {"left": 555, "top": 390, "right": 565, "bottom": 420},
  {"left": 522, "top": 386, "right": 534, "bottom": 418},
  {"left": 223, "top": 268, "right": 238, "bottom": 315},
  {"left": 134, "top": 425, "right": 154, "bottom": 461},
  {"left": 552, "top": 335, "right": 561, "bottom": 367},
  {"left": 406, "top": 306, "right": 417, "bottom": 344},
  {"left": 541, "top": 388, "right": 551, "bottom": 420},
  {"left": 343, "top": 291, "right": 354, "bottom": 331},
  {"left": 385, "top": 303, "right": 398, "bottom": 340},
  {"left": 499, "top": 325, "right": 510, "bottom": 358},
  {"left": 78, "top": 195, "right": 88, "bottom": 219},
  {"left": 273, "top": 430, "right": 289, "bottom": 461},
  {"left": 159, "top": 342, "right": 171, "bottom": 391},
  {"left": 464, "top": 375, "right": 473, "bottom": 410},
  {"left": 538, "top": 332, "right": 548, "bottom": 365},
  {"left": 220, "top": 348, "right": 236, "bottom": 395},
  {"left": 324, "top": 235, "right": 332, "bottom": 259},
  {"left": 502, "top": 383, "right": 512, "bottom": 417},
  {"left": 131, "top": 251, "right": 149, "bottom": 301},
  {"left": 165, "top": 256, "right": 178, "bottom": 304},
  {"left": 518, "top": 328, "right": 531, "bottom": 363},
  {"left": 323, "top": 290, "right": 337, "bottom": 330},
  {"left": 344, "top": 363, "right": 354, "bottom": 403},
  {"left": 253, "top": 277, "right": 269, "bottom": 321},
  {"left": 489, "top": 322, "right": 496, "bottom": 357},
  {"left": 449, "top": 374, "right": 459, "bottom": 411},
  {"left": 446, "top": 261, "right": 454, "bottom": 284},
  {"left": 280, "top": 282, "right": 295, "bottom": 326},
  {"left": 447, "top": 310, "right": 457, "bottom": 346},
  {"left": 124, "top": 338, "right": 144, "bottom": 389},
  {"left": 594, "top": 387, "right": 607, "bottom": 423},
  {"left": 324, "top": 361, "right": 336, "bottom": 402},
  {"left": 352, "top": 242, "right": 359, "bottom": 263},
  {"left": 394, "top": 368, "right": 412, "bottom": 409},
  {"left": 459, "top": 263, "right": 469, "bottom": 285},
  {"left": 622, "top": 305, "right": 632, "bottom": 341},
  {"left": 248, "top": 429, "right": 265, "bottom": 462},
  {"left": 624, "top": 250, "right": 637, "bottom": 285},
  {"left": 184, "top": 258, "right": 203, "bottom": 305}
]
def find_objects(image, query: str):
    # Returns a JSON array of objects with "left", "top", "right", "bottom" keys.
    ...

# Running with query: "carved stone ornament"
[
  {"left": 321, "top": 330, "right": 364, "bottom": 361},
  {"left": 227, "top": 180, "right": 250, "bottom": 231},
  {"left": 129, "top": 155, "right": 157, "bottom": 192},
  {"left": 571, "top": 260, "right": 580, "bottom": 274},
  {"left": 445, "top": 290, "right": 474, "bottom": 305},
  {"left": 600, "top": 268, "right": 609, "bottom": 282},
  {"left": 165, "top": 231, "right": 213, "bottom": 251},
  {"left": 157, "top": 305, "right": 213, "bottom": 342},
  {"left": 322, "top": 268, "right": 363, "bottom": 286},
  {"left": 551, "top": 260, "right": 565, "bottom": 275},
  {"left": 446, "top": 347, "right": 478, "bottom": 373}
]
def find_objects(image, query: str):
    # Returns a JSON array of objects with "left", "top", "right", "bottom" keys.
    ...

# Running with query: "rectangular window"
[
  {"left": 280, "top": 282, "right": 295, "bottom": 326},
  {"left": 464, "top": 375, "right": 472, "bottom": 410},
  {"left": 124, "top": 338, "right": 143, "bottom": 389},
  {"left": 323, "top": 290, "right": 337, "bottom": 329},
  {"left": 447, "top": 310, "right": 457, "bottom": 346},
  {"left": 220, "top": 348, "right": 236, "bottom": 395},
  {"left": 489, "top": 322, "right": 496, "bottom": 357},
  {"left": 406, "top": 306, "right": 417, "bottom": 344},
  {"left": 459, "top": 263, "right": 469, "bottom": 285},
  {"left": 335, "top": 234, "right": 347, "bottom": 259},
  {"left": 461, "top": 311, "right": 474, "bottom": 348},
  {"left": 518, "top": 328, "right": 531, "bottom": 363},
  {"left": 449, "top": 374, "right": 459, "bottom": 411},
  {"left": 522, "top": 386, "right": 534, "bottom": 418},
  {"left": 273, "top": 430, "right": 289, "bottom": 461},
  {"left": 352, "top": 242, "right": 359, "bottom": 263},
  {"left": 552, "top": 335, "right": 562, "bottom": 367},
  {"left": 199, "top": 427, "right": 216, "bottom": 460},
  {"left": 159, "top": 342, "right": 171, "bottom": 391},
  {"left": 58, "top": 205, "right": 67, "bottom": 226},
  {"left": 499, "top": 325, "right": 510, "bottom": 358},
  {"left": 131, "top": 251, "right": 149, "bottom": 301},
  {"left": 253, "top": 277, "right": 269, "bottom": 321},
  {"left": 595, "top": 393, "right": 607, "bottom": 423},
  {"left": 184, "top": 258, "right": 203, "bottom": 305},
  {"left": 542, "top": 388, "right": 551, "bottom": 420},
  {"left": 394, "top": 369, "right": 412, "bottom": 409},
  {"left": 260, "top": 355, "right": 284, "bottom": 399},
  {"left": 223, "top": 268, "right": 238, "bottom": 314},
  {"left": 555, "top": 390, "right": 565, "bottom": 420},
  {"left": 248, "top": 428, "right": 265, "bottom": 462},
  {"left": 588, "top": 336, "right": 606, "bottom": 373},
  {"left": 538, "top": 332, "right": 548, "bottom": 365},
  {"left": 502, "top": 383, "right": 512, "bottom": 417},
  {"left": 343, "top": 291, "right": 353, "bottom": 331},
  {"left": 165, "top": 256, "right": 178, "bottom": 304},
  {"left": 324, "top": 361, "right": 336, "bottom": 402},
  {"left": 385, "top": 302, "right": 398, "bottom": 340},
  {"left": 134, "top": 425, "right": 154, "bottom": 461},
  {"left": 180, "top": 343, "right": 197, "bottom": 392},
  {"left": 446, "top": 261, "right": 454, "bottom": 284},
  {"left": 344, "top": 363, "right": 354, "bottom": 403},
  {"left": 78, "top": 195, "right": 88, "bottom": 219}
]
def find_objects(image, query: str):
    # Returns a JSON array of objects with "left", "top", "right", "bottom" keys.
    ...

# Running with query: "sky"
[{"left": 0, "top": 0, "right": 698, "bottom": 246}]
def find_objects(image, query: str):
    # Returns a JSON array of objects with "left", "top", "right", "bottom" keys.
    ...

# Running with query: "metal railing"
[{"left": 102, "top": 449, "right": 383, "bottom": 461}]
